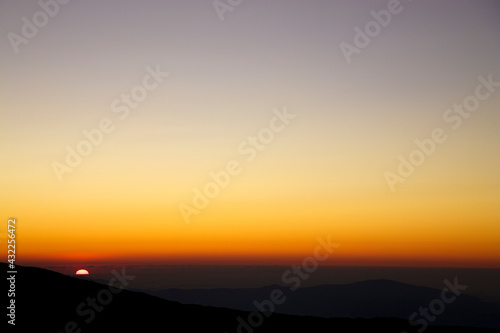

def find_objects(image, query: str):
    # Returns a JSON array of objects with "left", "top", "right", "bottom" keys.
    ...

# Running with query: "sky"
[{"left": 1, "top": 0, "right": 499, "bottom": 268}]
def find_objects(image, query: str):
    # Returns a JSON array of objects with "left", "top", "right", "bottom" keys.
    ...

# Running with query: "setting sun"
[{"left": 75, "top": 269, "right": 89, "bottom": 275}]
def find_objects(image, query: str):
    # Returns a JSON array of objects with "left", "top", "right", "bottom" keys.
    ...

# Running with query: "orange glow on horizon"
[{"left": 18, "top": 247, "right": 500, "bottom": 269}]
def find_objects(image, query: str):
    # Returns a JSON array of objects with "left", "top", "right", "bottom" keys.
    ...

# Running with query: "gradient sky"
[{"left": 1, "top": 0, "right": 499, "bottom": 267}]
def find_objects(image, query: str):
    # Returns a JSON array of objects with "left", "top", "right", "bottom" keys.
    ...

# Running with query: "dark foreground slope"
[{"left": 3, "top": 263, "right": 499, "bottom": 333}]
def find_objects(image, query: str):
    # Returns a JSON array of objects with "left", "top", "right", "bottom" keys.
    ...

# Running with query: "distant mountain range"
[
  {"left": 4, "top": 263, "right": 500, "bottom": 333},
  {"left": 140, "top": 279, "right": 500, "bottom": 329}
]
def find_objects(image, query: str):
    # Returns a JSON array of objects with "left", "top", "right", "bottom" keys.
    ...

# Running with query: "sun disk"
[{"left": 76, "top": 269, "right": 89, "bottom": 275}]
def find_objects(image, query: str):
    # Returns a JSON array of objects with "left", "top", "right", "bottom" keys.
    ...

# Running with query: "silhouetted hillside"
[
  {"left": 3, "top": 263, "right": 499, "bottom": 333},
  {"left": 142, "top": 279, "right": 500, "bottom": 328}
]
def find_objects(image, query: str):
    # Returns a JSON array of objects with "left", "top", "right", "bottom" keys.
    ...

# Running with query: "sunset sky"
[{"left": 1, "top": 0, "right": 499, "bottom": 268}]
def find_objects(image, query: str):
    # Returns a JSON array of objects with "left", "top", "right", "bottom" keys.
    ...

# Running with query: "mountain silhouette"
[
  {"left": 140, "top": 279, "right": 500, "bottom": 328},
  {"left": 4, "top": 263, "right": 500, "bottom": 333}
]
